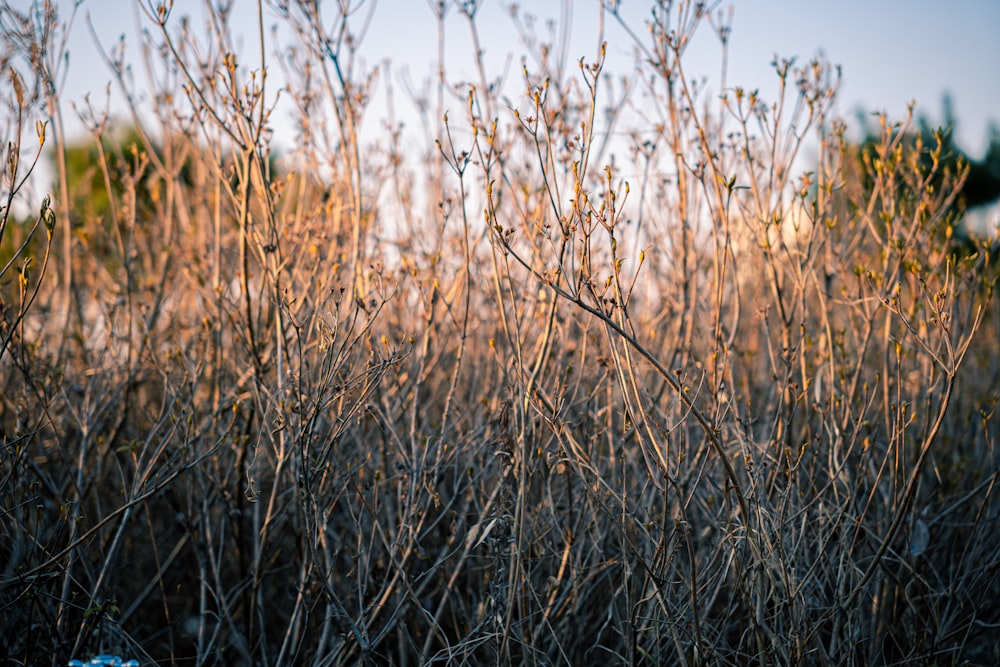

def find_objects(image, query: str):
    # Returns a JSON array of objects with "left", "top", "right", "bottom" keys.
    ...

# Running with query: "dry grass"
[{"left": 2, "top": 1, "right": 998, "bottom": 665}]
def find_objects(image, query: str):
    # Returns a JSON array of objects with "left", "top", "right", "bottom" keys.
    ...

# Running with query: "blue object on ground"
[{"left": 68, "top": 655, "right": 139, "bottom": 667}]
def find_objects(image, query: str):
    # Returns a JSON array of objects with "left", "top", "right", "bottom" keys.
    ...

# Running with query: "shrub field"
[{"left": 2, "top": 1, "right": 998, "bottom": 664}]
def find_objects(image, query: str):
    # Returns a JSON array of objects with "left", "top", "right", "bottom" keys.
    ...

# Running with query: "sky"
[
  {"left": 19, "top": 0, "right": 1000, "bottom": 172},
  {"left": 50, "top": 0, "right": 999, "bottom": 155}
]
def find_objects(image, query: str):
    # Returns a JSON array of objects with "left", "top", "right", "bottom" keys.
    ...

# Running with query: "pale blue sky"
[{"left": 48, "top": 1, "right": 1000, "bottom": 157}]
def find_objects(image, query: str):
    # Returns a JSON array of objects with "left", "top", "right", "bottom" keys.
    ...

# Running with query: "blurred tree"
[
  {"left": 57, "top": 125, "right": 161, "bottom": 278},
  {"left": 55, "top": 123, "right": 282, "bottom": 279},
  {"left": 58, "top": 125, "right": 192, "bottom": 233},
  {"left": 920, "top": 96, "right": 1000, "bottom": 212},
  {"left": 846, "top": 96, "right": 1000, "bottom": 286},
  {"left": 855, "top": 94, "right": 1000, "bottom": 234}
]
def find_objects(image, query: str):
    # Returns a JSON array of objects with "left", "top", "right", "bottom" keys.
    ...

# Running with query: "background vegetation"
[{"left": 2, "top": 1, "right": 998, "bottom": 664}]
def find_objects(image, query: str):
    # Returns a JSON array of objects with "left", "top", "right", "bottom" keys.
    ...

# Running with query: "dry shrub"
[{"left": 1, "top": 1, "right": 998, "bottom": 665}]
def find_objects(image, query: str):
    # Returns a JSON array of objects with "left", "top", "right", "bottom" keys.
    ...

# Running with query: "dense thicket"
[{"left": 2, "top": 1, "right": 998, "bottom": 664}]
